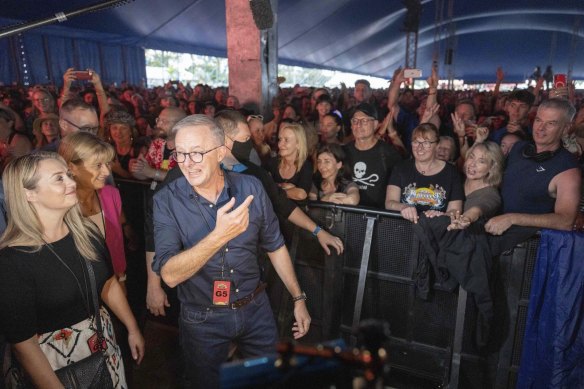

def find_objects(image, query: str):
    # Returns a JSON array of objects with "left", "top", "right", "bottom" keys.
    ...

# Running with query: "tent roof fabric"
[{"left": 2, "top": 0, "right": 583, "bottom": 82}]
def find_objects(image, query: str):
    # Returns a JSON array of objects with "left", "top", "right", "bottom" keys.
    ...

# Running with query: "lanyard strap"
[{"left": 44, "top": 242, "right": 104, "bottom": 342}]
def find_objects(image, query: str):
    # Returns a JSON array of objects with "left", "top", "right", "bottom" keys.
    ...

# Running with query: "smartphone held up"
[
  {"left": 404, "top": 68, "right": 422, "bottom": 78},
  {"left": 73, "top": 70, "right": 92, "bottom": 81}
]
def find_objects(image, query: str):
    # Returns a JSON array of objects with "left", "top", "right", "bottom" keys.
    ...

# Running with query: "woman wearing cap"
[
  {"left": 266, "top": 122, "right": 313, "bottom": 202},
  {"left": 104, "top": 109, "right": 139, "bottom": 179},
  {"left": 0, "top": 107, "right": 32, "bottom": 172},
  {"left": 385, "top": 123, "right": 464, "bottom": 223},
  {"left": 33, "top": 113, "right": 61, "bottom": 150}
]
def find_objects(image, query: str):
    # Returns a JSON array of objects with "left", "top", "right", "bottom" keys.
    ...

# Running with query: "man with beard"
[{"left": 129, "top": 106, "right": 186, "bottom": 182}]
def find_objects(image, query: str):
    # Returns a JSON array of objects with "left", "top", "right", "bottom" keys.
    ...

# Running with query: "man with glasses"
[
  {"left": 143, "top": 110, "right": 342, "bottom": 321},
  {"left": 152, "top": 115, "right": 310, "bottom": 388},
  {"left": 130, "top": 107, "right": 186, "bottom": 182},
  {"left": 59, "top": 98, "right": 99, "bottom": 136},
  {"left": 343, "top": 103, "right": 402, "bottom": 208},
  {"left": 25, "top": 88, "right": 57, "bottom": 138},
  {"left": 41, "top": 98, "right": 99, "bottom": 152}
]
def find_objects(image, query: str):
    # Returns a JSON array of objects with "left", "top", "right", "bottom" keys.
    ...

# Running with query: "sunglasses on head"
[{"left": 247, "top": 115, "right": 264, "bottom": 123}]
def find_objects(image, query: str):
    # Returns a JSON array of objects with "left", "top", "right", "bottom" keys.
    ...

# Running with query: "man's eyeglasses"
[
  {"left": 172, "top": 145, "right": 223, "bottom": 164},
  {"left": 350, "top": 118, "right": 375, "bottom": 126},
  {"left": 61, "top": 117, "right": 99, "bottom": 135},
  {"left": 247, "top": 115, "right": 264, "bottom": 123},
  {"left": 412, "top": 140, "right": 437, "bottom": 149},
  {"left": 33, "top": 97, "right": 51, "bottom": 103}
]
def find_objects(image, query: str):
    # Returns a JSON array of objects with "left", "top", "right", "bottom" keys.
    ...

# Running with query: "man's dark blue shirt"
[{"left": 152, "top": 170, "right": 285, "bottom": 308}]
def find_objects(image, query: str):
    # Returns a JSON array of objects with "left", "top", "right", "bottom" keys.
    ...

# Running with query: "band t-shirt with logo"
[
  {"left": 343, "top": 141, "right": 402, "bottom": 208},
  {"left": 389, "top": 159, "right": 464, "bottom": 212}
]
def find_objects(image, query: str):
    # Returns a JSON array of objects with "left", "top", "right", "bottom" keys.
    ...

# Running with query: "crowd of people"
[{"left": 0, "top": 62, "right": 583, "bottom": 387}]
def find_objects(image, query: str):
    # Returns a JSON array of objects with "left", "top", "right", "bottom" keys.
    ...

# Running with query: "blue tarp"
[{"left": 518, "top": 229, "right": 584, "bottom": 388}]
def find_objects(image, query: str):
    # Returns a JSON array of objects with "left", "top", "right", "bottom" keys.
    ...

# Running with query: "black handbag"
[{"left": 45, "top": 244, "right": 115, "bottom": 389}]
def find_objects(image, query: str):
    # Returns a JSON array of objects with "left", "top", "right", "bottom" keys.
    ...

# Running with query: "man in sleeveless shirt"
[{"left": 486, "top": 98, "right": 581, "bottom": 235}]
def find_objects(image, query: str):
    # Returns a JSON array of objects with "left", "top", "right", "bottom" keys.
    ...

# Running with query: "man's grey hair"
[
  {"left": 539, "top": 98, "right": 576, "bottom": 123},
  {"left": 171, "top": 114, "right": 224, "bottom": 146}
]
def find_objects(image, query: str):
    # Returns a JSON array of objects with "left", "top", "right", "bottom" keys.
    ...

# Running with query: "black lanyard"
[{"left": 192, "top": 191, "right": 229, "bottom": 279}]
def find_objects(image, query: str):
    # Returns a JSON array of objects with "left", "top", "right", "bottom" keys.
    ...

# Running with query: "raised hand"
[
  {"left": 392, "top": 66, "right": 406, "bottom": 85},
  {"left": 421, "top": 102, "right": 440, "bottom": 124},
  {"left": 427, "top": 64, "right": 438, "bottom": 88},
  {"left": 475, "top": 126, "right": 489, "bottom": 143},
  {"left": 214, "top": 196, "right": 254, "bottom": 241},
  {"left": 62, "top": 67, "right": 77, "bottom": 90},
  {"left": 451, "top": 112, "right": 465, "bottom": 138},
  {"left": 496, "top": 66, "right": 504, "bottom": 83}
]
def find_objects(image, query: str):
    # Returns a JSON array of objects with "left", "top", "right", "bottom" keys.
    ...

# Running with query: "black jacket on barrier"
[
  {"left": 412, "top": 214, "right": 539, "bottom": 348},
  {"left": 412, "top": 214, "right": 493, "bottom": 348}
]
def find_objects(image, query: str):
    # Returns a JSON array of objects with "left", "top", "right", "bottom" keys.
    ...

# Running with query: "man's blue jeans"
[{"left": 179, "top": 291, "right": 278, "bottom": 388}]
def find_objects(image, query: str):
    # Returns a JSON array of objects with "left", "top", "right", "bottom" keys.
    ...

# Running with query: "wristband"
[
  {"left": 293, "top": 291, "right": 307, "bottom": 303},
  {"left": 312, "top": 225, "right": 322, "bottom": 236},
  {"left": 154, "top": 170, "right": 161, "bottom": 181}
]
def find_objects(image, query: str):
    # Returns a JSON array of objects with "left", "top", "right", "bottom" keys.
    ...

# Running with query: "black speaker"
[{"left": 249, "top": 0, "right": 274, "bottom": 30}]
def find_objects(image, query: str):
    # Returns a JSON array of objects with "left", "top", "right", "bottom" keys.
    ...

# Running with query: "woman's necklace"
[
  {"left": 79, "top": 191, "right": 100, "bottom": 216},
  {"left": 417, "top": 160, "right": 434, "bottom": 175}
]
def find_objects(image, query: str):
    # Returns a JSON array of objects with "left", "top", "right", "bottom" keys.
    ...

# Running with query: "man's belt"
[{"left": 229, "top": 282, "right": 267, "bottom": 309}]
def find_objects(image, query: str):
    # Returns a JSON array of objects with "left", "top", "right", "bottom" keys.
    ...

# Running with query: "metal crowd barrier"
[
  {"left": 266, "top": 202, "right": 540, "bottom": 389},
  {"left": 114, "top": 179, "right": 539, "bottom": 389}
]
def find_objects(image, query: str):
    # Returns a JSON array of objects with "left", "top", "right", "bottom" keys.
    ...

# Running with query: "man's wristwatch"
[
  {"left": 312, "top": 226, "right": 322, "bottom": 236},
  {"left": 293, "top": 291, "right": 307, "bottom": 303}
]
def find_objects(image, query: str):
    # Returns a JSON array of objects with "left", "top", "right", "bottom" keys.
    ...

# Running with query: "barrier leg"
[
  {"left": 350, "top": 215, "right": 378, "bottom": 346},
  {"left": 448, "top": 287, "right": 467, "bottom": 388}
]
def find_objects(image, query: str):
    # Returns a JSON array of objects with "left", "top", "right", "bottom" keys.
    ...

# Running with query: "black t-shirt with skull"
[{"left": 343, "top": 141, "right": 402, "bottom": 208}]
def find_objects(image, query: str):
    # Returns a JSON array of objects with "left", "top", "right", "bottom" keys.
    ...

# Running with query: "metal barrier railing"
[{"left": 113, "top": 179, "right": 539, "bottom": 389}]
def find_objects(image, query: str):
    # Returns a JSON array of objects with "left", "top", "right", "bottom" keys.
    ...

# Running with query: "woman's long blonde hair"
[
  {"left": 0, "top": 152, "right": 100, "bottom": 259},
  {"left": 279, "top": 122, "right": 308, "bottom": 172}
]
